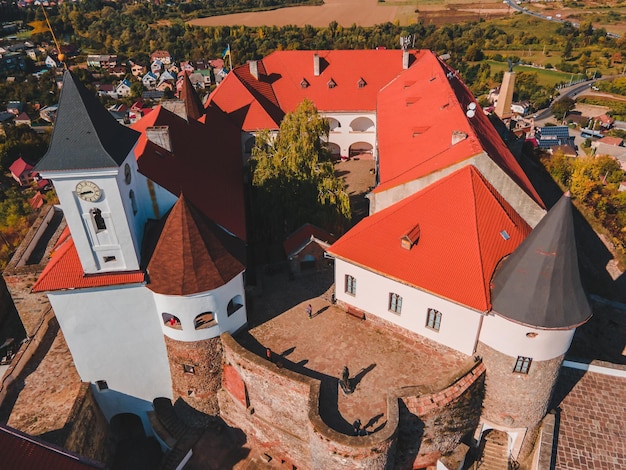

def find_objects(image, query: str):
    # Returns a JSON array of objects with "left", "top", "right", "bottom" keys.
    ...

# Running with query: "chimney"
[
  {"left": 451, "top": 130, "right": 468, "bottom": 146},
  {"left": 403, "top": 49, "right": 410, "bottom": 70},
  {"left": 146, "top": 126, "right": 173, "bottom": 152},
  {"left": 249, "top": 60, "right": 259, "bottom": 80},
  {"left": 314, "top": 53, "right": 320, "bottom": 76}
]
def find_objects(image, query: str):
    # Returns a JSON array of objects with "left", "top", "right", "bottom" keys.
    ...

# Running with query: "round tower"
[
  {"left": 147, "top": 195, "right": 247, "bottom": 417},
  {"left": 478, "top": 193, "right": 592, "bottom": 460}
]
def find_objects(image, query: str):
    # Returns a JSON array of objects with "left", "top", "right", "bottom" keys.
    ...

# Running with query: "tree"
[
  {"left": 249, "top": 99, "right": 351, "bottom": 244},
  {"left": 551, "top": 96, "right": 575, "bottom": 120}
]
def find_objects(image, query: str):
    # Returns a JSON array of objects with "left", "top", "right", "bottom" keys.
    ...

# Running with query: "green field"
[{"left": 483, "top": 60, "right": 586, "bottom": 87}]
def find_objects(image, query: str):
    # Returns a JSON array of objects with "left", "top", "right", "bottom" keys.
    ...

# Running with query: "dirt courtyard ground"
[{"left": 188, "top": 0, "right": 510, "bottom": 28}]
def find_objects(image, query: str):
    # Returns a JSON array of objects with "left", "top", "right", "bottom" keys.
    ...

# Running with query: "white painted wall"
[
  {"left": 479, "top": 313, "right": 575, "bottom": 361},
  {"left": 153, "top": 273, "right": 247, "bottom": 342},
  {"left": 334, "top": 259, "right": 481, "bottom": 355},
  {"left": 90, "top": 385, "right": 156, "bottom": 437},
  {"left": 324, "top": 111, "right": 377, "bottom": 159},
  {"left": 48, "top": 284, "right": 173, "bottom": 408}
]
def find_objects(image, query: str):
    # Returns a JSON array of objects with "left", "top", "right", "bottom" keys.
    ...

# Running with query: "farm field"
[
  {"left": 188, "top": 0, "right": 511, "bottom": 28},
  {"left": 484, "top": 60, "right": 586, "bottom": 87}
]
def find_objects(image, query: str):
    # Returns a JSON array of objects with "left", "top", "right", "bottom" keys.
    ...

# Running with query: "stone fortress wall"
[{"left": 218, "top": 332, "right": 486, "bottom": 469}]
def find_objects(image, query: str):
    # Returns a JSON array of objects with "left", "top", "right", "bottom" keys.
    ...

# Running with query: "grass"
[{"left": 483, "top": 60, "right": 586, "bottom": 87}]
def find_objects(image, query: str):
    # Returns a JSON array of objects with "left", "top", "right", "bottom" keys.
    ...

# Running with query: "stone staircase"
[
  {"left": 149, "top": 398, "right": 203, "bottom": 470},
  {"left": 477, "top": 429, "right": 510, "bottom": 470}
]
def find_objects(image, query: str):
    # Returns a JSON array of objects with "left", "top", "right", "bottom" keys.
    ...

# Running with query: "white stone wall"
[
  {"left": 153, "top": 273, "right": 247, "bottom": 342},
  {"left": 49, "top": 284, "right": 173, "bottom": 410},
  {"left": 334, "top": 259, "right": 481, "bottom": 355},
  {"left": 479, "top": 313, "right": 575, "bottom": 361}
]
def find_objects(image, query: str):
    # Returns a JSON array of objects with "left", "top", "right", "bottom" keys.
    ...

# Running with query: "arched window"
[
  {"left": 328, "top": 118, "right": 341, "bottom": 132},
  {"left": 349, "top": 117, "right": 375, "bottom": 132},
  {"left": 194, "top": 312, "right": 216, "bottom": 330},
  {"left": 90, "top": 208, "right": 106, "bottom": 232},
  {"left": 162, "top": 312, "right": 182, "bottom": 329},
  {"left": 227, "top": 295, "right": 244, "bottom": 316},
  {"left": 244, "top": 136, "right": 256, "bottom": 154}
]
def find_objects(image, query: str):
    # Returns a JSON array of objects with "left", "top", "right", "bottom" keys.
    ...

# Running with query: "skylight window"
[{"left": 500, "top": 230, "right": 510, "bottom": 241}]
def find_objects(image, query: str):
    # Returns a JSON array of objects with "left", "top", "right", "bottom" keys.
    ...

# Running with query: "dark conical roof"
[
  {"left": 36, "top": 70, "right": 140, "bottom": 172},
  {"left": 180, "top": 72, "right": 205, "bottom": 121},
  {"left": 490, "top": 193, "right": 592, "bottom": 329},
  {"left": 146, "top": 194, "right": 245, "bottom": 296}
]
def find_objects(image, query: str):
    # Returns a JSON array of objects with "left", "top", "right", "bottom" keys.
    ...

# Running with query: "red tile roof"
[
  {"left": 327, "top": 165, "right": 531, "bottom": 311},
  {"left": 207, "top": 49, "right": 421, "bottom": 131},
  {"left": 132, "top": 104, "right": 246, "bottom": 241},
  {"left": 146, "top": 195, "right": 245, "bottom": 295},
  {"left": 32, "top": 227, "right": 145, "bottom": 293},
  {"left": 374, "top": 52, "right": 543, "bottom": 207},
  {"left": 9, "top": 157, "right": 33, "bottom": 177},
  {"left": 0, "top": 423, "right": 105, "bottom": 470},
  {"left": 283, "top": 223, "right": 336, "bottom": 256}
]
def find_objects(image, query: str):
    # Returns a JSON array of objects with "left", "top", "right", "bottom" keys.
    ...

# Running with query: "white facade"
[
  {"left": 153, "top": 273, "right": 247, "bottom": 342},
  {"left": 48, "top": 284, "right": 172, "bottom": 432},
  {"left": 334, "top": 259, "right": 482, "bottom": 356},
  {"left": 324, "top": 111, "right": 376, "bottom": 159},
  {"left": 479, "top": 313, "right": 575, "bottom": 361}
]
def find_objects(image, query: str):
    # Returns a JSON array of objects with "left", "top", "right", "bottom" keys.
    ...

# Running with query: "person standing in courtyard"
[{"left": 306, "top": 304, "right": 312, "bottom": 319}]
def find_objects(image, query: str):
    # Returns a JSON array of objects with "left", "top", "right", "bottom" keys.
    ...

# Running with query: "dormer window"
[
  {"left": 357, "top": 77, "right": 366, "bottom": 88},
  {"left": 301, "top": 78, "right": 310, "bottom": 88},
  {"left": 327, "top": 78, "right": 336, "bottom": 89},
  {"left": 401, "top": 223, "right": 420, "bottom": 250}
]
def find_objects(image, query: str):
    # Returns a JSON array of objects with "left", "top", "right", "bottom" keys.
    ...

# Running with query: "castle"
[{"left": 3, "top": 49, "right": 593, "bottom": 469}]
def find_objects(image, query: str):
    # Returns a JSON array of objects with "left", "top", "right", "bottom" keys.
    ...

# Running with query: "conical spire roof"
[
  {"left": 36, "top": 70, "right": 140, "bottom": 172},
  {"left": 146, "top": 194, "right": 245, "bottom": 296},
  {"left": 490, "top": 193, "right": 592, "bottom": 329},
  {"left": 180, "top": 71, "right": 205, "bottom": 121}
]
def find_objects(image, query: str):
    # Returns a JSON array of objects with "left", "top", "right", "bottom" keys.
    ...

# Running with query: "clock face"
[{"left": 76, "top": 180, "right": 102, "bottom": 202}]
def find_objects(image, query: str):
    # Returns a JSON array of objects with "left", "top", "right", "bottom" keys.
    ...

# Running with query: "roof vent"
[
  {"left": 406, "top": 97, "right": 420, "bottom": 106},
  {"left": 301, "top": 78, "right": 310, "bottom": 89},
  {"left": 146, "top": 126, "right": 173, "bottom": 152},
  {"left": 412, "top": 126, "right": 430, "bottom": 137},
  {"left": 500, "top": 230, "right": 510, "bottom": 241},
  {"left": 403, "top": 80, "right": 415, "bottom": 89},
  {"left": 357, "top": 77, "right": 366, "bottom": 88},
  {"left": 314, "top": 53, "right": 320, "bottom": 76},
  {"left": 401, "top": 224, "right": 420, "bottom": 250},
  {"left": 451, "top": 130, "right": 468, "bottom": 146},
  {"left": 249, "top": 60, "right": 259, "bottom": 80},
  {"left": 327, "top": 78, "right": 336, "bottom": 89}
]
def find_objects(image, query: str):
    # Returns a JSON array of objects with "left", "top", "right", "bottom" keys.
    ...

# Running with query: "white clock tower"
[{"left": 36, "top": 71, "right": 145, "bottom": 274}]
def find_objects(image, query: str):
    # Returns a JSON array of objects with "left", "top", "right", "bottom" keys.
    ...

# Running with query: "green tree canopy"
[{"left": 249, "top": 99, "right": 350, "bottom": 244}]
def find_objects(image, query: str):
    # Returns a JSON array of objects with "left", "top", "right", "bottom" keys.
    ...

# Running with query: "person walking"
[{"left": 306, "top": 304, "right": 313, "bottom": 319}]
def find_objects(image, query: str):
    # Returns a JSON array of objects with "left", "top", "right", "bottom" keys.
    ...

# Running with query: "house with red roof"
[{"left": 9, "top": 157, "right": 35, "bottom": 186}]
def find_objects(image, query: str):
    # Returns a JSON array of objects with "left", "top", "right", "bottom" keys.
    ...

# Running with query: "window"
[
  {"left": 227, "top": 295, "right": 244, "bottom": 316},
  {"left": 389, "top": 293, "right": 402, "bottom": 314},
  {"left": 103, "top": 256, "right": 116, "bottom": 263},
  {"left": 426, "top": 308, "right": 442, "bottom": 331},
  {"left": 194, "top": 312, "right": 216, "bottom": 330},
  {"left": 183, "top": 364, "right": 195, "bottom": 374},
  {"left": 162, "top": 313, "right": 182, "bottom": 329},
  {"left": 124, "top": 163, "right": 132, "bottom": 184},
  {"left": 327, "top": 78, "right": 336, "bottom": 89},
  {"left": 513, "top": 356, "right": 532, "bottom": 374},
  {"left": 96, "top": 380, "right": 108, "bottom": 391},
  {"left": 90, "top": 208, "right": 106, "bottom": 232},
  {"left": 345, "top": 275, "right": 356, "bottom": 295},
  {"left": 357, "top": 77, "right": 366, "bottom": 88},
  {"left": 129, "top": 190, "right": 137, "bottom": 215}
]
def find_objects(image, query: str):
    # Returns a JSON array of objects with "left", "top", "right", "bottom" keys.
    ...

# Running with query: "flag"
[{"left": 222, "top": 45, "right": 231, "bottom": 60}]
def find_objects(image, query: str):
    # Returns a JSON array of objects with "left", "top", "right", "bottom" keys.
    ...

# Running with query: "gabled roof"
[
  {"left": 373, "top": 52, "right": 543, "bottom": 207},
  {"left": 35, "top": 70, "right": 140, "bottom": 173},
  {"left": 32, "top": 227, "right": 145, "bottom": 293},
  {"left": 146, "top": 195, "right": 245, "bottom": 295},
  {"left": 207, "top": 49, "right": 421, "bottom": 131},
  {"left": 132, "top": 103, "right": 246, "bottom": 241},
  {"left": 0, "top": 423, "right": 105, "bottom": 470},
  {"left": 283, "top": 223, "right": 336, "bottom": 256},
  {"left": 490, "top": 193, "right": 592, "bottom": 329},
  {"left": 328, "top": 165, "right": 531, "bottom": 311},
  {"left": 9, "top": 157, "right": 33, "bottom": 176}
]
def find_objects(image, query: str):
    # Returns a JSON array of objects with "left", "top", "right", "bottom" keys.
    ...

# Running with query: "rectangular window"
[
  {"left": 389, "top": 293, "right": 402, "bottom": 314},
  {"left": 183, "top": 364, "right": 195, "bottom": 374},
  {"left": 513, "top": 356, "right": 532, "bottom": 374},
  {"left": 95, "top": 380, "right": 108, "bottom": 391},
  {"left": 426, "top": 308, "right": 442, "bottom": 331},
  {"left": 103, "top": 256, "right": 116, "bottom": 263},
  {"left": 345, "top": 275, "right": 356, "bottom": 296}
]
